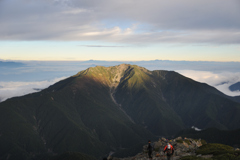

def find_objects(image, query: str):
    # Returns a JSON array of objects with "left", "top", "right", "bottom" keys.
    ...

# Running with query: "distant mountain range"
[
  {"left": 0, "top": 64, "right": 240, "bottom": 160},
  {"left": 229, "top": 82, "right": 240, "bottom": 103},
  {"left": 0, "top": 61, "right": 25, "bottom": 67},
  {"left": 229, "top": 82, "right": 240, "bottom": 92}
]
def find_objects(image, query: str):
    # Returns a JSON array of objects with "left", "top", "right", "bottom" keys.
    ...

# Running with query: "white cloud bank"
[
  {"left": 178, "top": 70, "right": 240, "bottom": 96},
  {"left": 0, "top": 77, "right": 66, "bottom": 102}
]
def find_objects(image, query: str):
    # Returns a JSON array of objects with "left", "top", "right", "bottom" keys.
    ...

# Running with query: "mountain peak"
[{"left": 73, "top": 64, "right": 149, "bottom": 87}]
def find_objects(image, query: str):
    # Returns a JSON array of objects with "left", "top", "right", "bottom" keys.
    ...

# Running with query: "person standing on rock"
[
  {"left": 147, "top": 140, "right": 153, "bottom": 159},
  {"left": 164, "top": 142, "right": 174, "bottom": 160}
]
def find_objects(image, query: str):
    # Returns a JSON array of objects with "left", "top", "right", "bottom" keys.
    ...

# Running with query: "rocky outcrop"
[{"left": 110, "top": 137, "right": 208, "bottom": 160}]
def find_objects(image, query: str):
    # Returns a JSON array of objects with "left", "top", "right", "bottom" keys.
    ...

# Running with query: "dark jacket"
[{"left": 147, "top": 143, "right": 153, "bottom": 151}]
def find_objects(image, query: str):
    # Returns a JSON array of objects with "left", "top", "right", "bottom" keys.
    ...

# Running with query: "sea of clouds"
[
  {"left": 0, "top": 77, "right": 66, "bottom": 102},
  {"left": 177, "top": 70, "right": 240, "bottom": 96},
  {"left": 0, "top": 60, "right": 240, "bottom": 102}
]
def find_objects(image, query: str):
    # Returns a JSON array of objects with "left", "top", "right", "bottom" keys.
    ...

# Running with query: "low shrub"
[
  {"left": 154, "top": 147, "right": 160, "bottom": 152},
  {"left": 212, "top": 153, "right": 240, "bottom": 160},
  {"left": 176, "top": 139, "right": 183, "bottom": 143},
  {"left": 201, "top": 139, "right": 207, "bottom": 145},
  {"left": 180, "top": 155, "right": 212, "bottom": 160},
  {"left": 184, "top": 139, "right": 191, "bottom": 145},
  {"left": 196, "top": 143, "right": 234, "bottom": 156}
]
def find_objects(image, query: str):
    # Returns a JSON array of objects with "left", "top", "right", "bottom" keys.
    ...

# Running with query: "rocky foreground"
[{"left": 108, "top": 137, "right": 240, "bottom": 160}]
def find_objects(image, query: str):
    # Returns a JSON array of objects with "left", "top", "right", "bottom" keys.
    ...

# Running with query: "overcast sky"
[{"left": 1, "top": 0, "right": 240, "bottom": 61}]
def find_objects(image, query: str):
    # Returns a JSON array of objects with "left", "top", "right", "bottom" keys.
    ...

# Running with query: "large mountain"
[{"left": 0, "top": 64, "right": 240, "bottom": 160}]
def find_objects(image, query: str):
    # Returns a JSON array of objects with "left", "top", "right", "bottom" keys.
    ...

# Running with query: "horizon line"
[{"left": 1, "top": 59, "right": 240, "bottom": 63}]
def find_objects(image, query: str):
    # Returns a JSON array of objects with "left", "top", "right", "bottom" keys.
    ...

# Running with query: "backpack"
[
  {"left": 166, "top": 144, "right": 173, "bottom": 155},
  {"left": 167, "top": 148, "right": 172, "bottom": 155}
]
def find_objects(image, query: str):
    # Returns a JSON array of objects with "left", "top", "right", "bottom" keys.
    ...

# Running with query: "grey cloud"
[
  {"left": 0, "top": 0, "right": 96, "bottom": 40},
  {"left": 70, "top": 0, "right": 240, "bottom": 30},
  {"left": 0, "top": 0, "right": 240, "bottom": 44},
  {"left": 112, "top": 29, "right": 240, "bottom": 45},
  {"left": 79, "top": 45, "right": 127, "bottom": 48}
]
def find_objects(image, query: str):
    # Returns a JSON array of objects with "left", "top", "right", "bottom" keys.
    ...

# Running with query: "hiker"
[
  {"left": 147, "top": 140, "right": 153, "bottom": 159},
  {"left": 164, "top": 142, "right": 174, "bottom": 160}
]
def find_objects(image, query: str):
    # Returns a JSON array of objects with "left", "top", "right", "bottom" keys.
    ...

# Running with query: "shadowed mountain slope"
[
  {"left": 0, "top": 64, "right": 240, "bottom": 160},
  {"left": 232, "top": 96, "right": 240, "bottom": 103}
]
